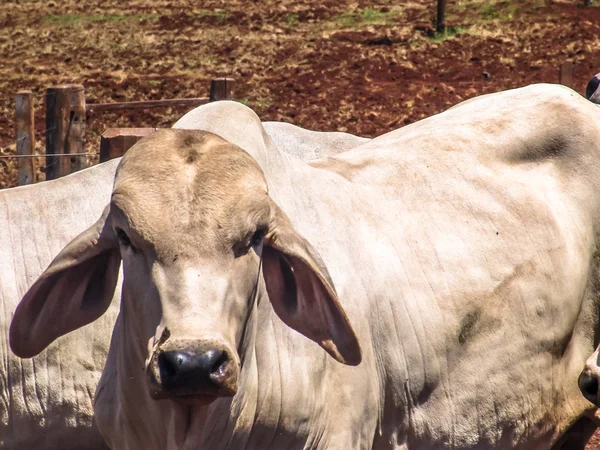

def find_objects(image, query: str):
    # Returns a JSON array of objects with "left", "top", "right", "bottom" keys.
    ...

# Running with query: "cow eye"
[
  {"left": 233, "top": 228, "right": 266, "bottom": 258},
  {"left": 116, "top": 228, "right": 135, "bottom": 252},
  {"left": 251, "top": 229, "right": 265, "bottom": 249}
]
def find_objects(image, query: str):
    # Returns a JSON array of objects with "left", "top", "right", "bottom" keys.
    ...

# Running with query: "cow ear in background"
[
  {"left": 10, "top": 205, "right": 121, "bottom": 358},
  {"left": 261, "top": 202, "right": 362, "bottom": 366}
]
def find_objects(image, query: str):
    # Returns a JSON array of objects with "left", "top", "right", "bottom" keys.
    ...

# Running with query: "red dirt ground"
[
  {"left": 1, "top": 0, "right": 600, "bottom": 187},
  {"left": 1, "top": 0, "right": 600, "bottom": 447},
  {"left": 590, "top": 432, "right": 600, "bottom": 450}
]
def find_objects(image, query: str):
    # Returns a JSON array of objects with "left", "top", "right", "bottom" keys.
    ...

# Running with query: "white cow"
[
  {"left": 0, "top": 117, "right": 366, "bottom": 449},
  {"left": 11, "top": 84, "right": 600, "bottom": 450},
  {"left": 0, "top": 159, "right": 120, "bottom": 449}
]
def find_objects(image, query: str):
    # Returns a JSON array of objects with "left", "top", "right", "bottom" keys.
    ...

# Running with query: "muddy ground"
[{"left": 1, "top": 0, "right": 600, "bottom": 447}]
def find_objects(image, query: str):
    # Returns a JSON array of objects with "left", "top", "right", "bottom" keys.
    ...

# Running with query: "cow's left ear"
[{"left": 261, "top": 202, "right": 362, "bottom": 366}]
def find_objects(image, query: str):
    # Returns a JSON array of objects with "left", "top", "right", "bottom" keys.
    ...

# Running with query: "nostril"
[
  {"left": 159, "top": 353, "right": 176, "bottom": 378},
  {"left": 158, "top": 351, "right": 197, "bottom": 385},
  {"left": 578, "top": 371, "right": 599, "bottom": 405},
  {"left": 210, "top": 351, "right": 230, "bottom": 378},
  {"left": 198, "top": 349, "right": 229, "bottom": 377}
]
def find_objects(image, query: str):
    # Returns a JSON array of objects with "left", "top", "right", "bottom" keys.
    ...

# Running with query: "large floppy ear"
[
  {"left": 10, "top": 205, "right": 121, "bottom": 358},
  {"left": 261, "top": 203, "right": 362, "bottom": 366}
]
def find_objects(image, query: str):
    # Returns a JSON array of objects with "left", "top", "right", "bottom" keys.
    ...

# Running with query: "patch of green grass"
[
  {"left": 236, "top": 97, "right": 249, "bottom": 106},
  {"left": 335, "top": 8, "right": 398, "bottom": 27},
  {"left": 429, "top": 25, "right": 466, "bottom": 43},
  {"left": 43, "top": 13, "right": 159, "bottom": 25},
  {"left": 451, "top": 1, "right": 520, "bottom": 21},
  {"left": 479, "top": 1, "right": 519, "bottom": 21},
  {"left": 285, "top": 13, "right": 299, "bottom": 27},
  {"left": 362, "top": 8, "right": 386, "bottom": 22},
  {"left": 215, "top": 11, "right": 228, "bottom": 23},
  {"left": 191, "top": 10, "right": 229, "bottom": 23},
  {"left": 480, "top": 2, "right": 500, "bottom": 20}
]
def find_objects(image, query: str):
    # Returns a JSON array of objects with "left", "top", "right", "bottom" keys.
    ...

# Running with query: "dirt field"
[
  {"left": 1, "top": 0, "right": 600, "bottom": 187},
  {"left": 2, "top": 0, "right": 600, "bottom": 446}
]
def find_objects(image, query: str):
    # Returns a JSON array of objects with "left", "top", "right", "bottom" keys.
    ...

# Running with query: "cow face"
[{"left": 10, "top": 129, "right": 361, "bottom": 405}]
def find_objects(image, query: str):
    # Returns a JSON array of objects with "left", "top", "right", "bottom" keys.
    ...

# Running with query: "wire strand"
[{"left": 0, "top": 153, "right": 98, "bottom": 158}]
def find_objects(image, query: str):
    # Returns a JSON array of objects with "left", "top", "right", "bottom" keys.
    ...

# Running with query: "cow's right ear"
[{"left": 10, "top": 205, "right": 121, "bottom": 358}]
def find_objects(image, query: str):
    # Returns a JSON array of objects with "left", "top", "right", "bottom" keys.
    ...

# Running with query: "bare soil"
[
  {"left": 1, "top": 0, "right": 600, "bottom": 187},
  {"left": 589, "top": 432, "right": 600, "bottom": 450},
  {"left": 1, "top": 0, "right": 600, "bottom": 446}
]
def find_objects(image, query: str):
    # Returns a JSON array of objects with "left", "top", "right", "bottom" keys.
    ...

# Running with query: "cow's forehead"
[
  {"left": 116, "top": 129, "right": 264, "bottom": 183},
  {"left": 110, "top": 129, "right": 270, "bottom": 255},
  {"left": 115, "top": 129, "right": 267, "bottom": 203}
]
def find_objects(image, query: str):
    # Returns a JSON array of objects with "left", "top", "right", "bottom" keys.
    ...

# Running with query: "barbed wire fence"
[
  {"left": 5, "top": 68, "right": 590, "bottom": 187},
  {"left": 9, "top": 78, "right": 234, "bottom": 186}
]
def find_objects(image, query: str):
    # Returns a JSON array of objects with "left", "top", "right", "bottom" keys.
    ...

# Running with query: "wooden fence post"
[
  {"left": 100, "top": 128, "right": 158, "bottom": 162},
  {"left": 559, "top": 62, "right": 574, "bottom": 89},
  {"left": 209, "top": 78, "right": 235, "bottom": 102},
  {"left": 45, "top": 84, "right": 86, "bottom": 180},
  {"left": 15, "top": 91, "right": 35, "bottom": 185},
  {"left": 437, "top": 0, "right": 446, "bottom": 33},
  {"left": 68, "top": 86, "right": 87, "bottom": 173}
]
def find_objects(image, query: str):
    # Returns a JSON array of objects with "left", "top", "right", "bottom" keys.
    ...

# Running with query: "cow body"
[
  {"left": 0, "top": 159, "right": 120, "bottom": 449},
  {"left": 177, "top": 86, "right": 600, "bottom": 449},
  {"left": 11, "top": 84, "right": 600, "bottom": 449}
]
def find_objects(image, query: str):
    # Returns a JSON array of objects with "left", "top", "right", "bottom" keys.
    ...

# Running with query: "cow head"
[{"left": 10, "top": 129, "right": 361, "bottom": 404}]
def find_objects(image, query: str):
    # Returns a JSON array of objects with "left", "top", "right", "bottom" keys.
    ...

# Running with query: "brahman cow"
[
  {"left": 0, "top": 159, "right": 120, "bottom": 449},
  {"left": 1, "top": 121, "right": 364, "bottom": 449},
  {"left": 11, "top": 84, "right": 600, "bottom": 450}
]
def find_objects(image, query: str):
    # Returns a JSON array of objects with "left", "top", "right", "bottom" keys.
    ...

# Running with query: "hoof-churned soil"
[
  {"left": 1, "top": 0, "right": 600, "bottom": 446},
  {"left": 1, "top": 0, "right": 600, "bottom": 187}
]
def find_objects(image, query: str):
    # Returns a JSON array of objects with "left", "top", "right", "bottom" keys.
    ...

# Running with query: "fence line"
[
  {"left": 87, "top": 97, "right": 210, "bottom": 114},
  {"left": 0, "top": 153, "right": 97, "bottom": 158},
  {"left": 12, "top": 78, "right": 235, "bottom": 185},
  {"left": 11, "top": 69, "right": 583, "bottom": 187}
]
